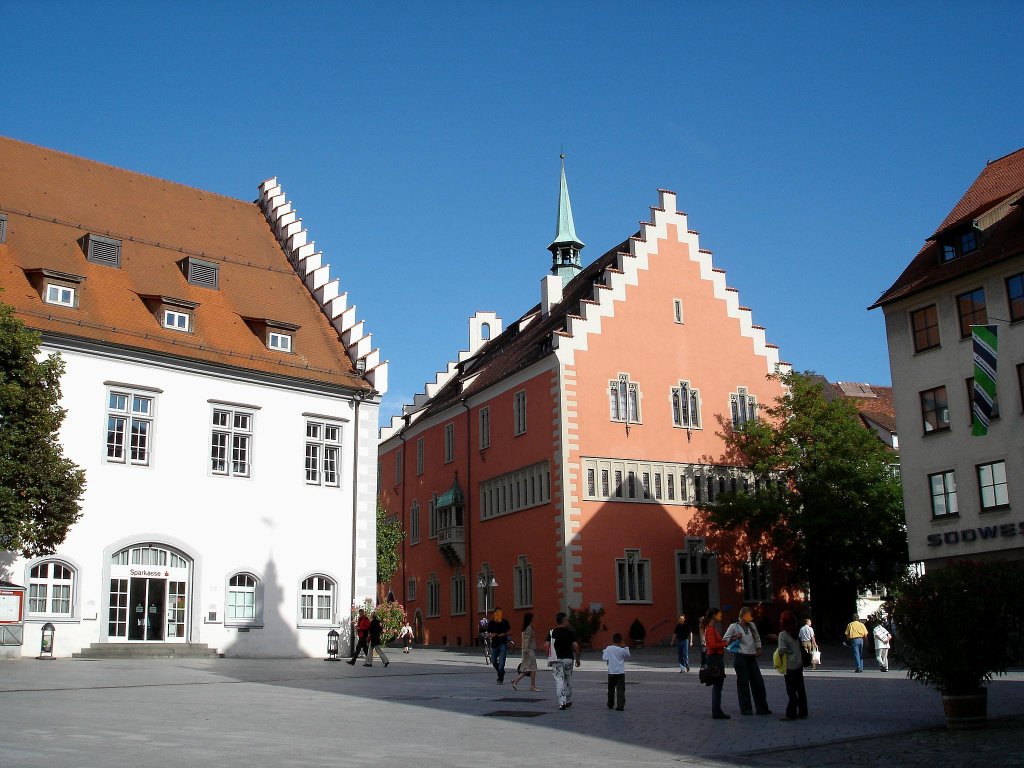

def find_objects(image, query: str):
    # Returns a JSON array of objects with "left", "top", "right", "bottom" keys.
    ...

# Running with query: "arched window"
[
  {"left": 481, "top": 322, "right": 491, "bottom": 340},
  {"left": 226, "top": 572, "right": 262, "bottom": 627},
  {"left": 28, "top": 560, "right": 76, "bottom": 619},
  {"left": 299, "top": 575, "right": 336, "bottom": 624}
]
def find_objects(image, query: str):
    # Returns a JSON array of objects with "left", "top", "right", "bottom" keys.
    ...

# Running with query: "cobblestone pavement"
[{"left": 0, "top": 645, "right": 1021, "bottom": 767}]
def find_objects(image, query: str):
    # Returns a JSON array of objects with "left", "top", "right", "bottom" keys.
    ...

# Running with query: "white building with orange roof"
[{"left": 0, "top": 137, "right": 386, "bottom": 657}]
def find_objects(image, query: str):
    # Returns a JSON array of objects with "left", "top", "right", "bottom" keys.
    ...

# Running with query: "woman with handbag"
[
  {"left": 702, "top": 607, "right": 730, "bottom": 719},
  {"left": 776, "top": 610, "right": 809, "bottom": 720},
  {"left": 510, "top": 612, "right": 541, "bottom": 692},
  {"left": 722, "top": 607, "right": 772, "bottom": 716}
]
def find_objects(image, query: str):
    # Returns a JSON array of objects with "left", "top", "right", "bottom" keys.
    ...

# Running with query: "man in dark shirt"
[
  {"left": 546, "top": 611, "right": 581, "bottom": 709},
  {"left": 487, "top": 607, "right": 511, "bottom": 684}
]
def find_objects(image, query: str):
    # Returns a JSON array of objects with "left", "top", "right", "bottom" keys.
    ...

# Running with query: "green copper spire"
[{"left": 548, "top": 154, "right": 584, "bottom": 284}]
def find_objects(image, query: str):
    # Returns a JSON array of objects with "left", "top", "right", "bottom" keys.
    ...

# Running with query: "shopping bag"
[{"left": 812, "top": 650, "right": 821, "bottom": 665}]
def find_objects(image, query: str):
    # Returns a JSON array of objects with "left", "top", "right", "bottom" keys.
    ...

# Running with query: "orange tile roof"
[
  {"left": 0, "top": 136, "right": 370, "bottom": 392},
  {"left": 872, "top": 147, "right": 1024, "bottom": 309}
]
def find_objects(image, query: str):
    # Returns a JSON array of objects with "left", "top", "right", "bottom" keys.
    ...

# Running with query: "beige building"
[{"left": 872, "top": 148, "right": 1024, "bottom": 567}]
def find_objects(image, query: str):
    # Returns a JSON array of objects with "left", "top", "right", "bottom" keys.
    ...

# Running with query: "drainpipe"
[
  {"left": 349, "top": 389, "right": 369, "bottom": 655},
  {"left": 398, "top": 424, "right": 408, "bottom": 605}
]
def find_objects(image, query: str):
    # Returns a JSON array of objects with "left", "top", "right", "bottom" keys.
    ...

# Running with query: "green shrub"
[
  {"left": 887, "top": 560, "right": 1024, "bottom": 693},
  {"left": 567, "top": 606, "right": 605, "bottom": 645}
]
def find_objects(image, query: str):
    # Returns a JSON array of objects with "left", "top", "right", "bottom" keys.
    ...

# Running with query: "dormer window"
[
  {"left": 242, "top": 317, "right": 300, "bottom": 354},
  {"left": 268, "top": 331, "right": 292, "bottom": 352},
  {"left": 140, "top": 295, "right": 198, "bottom": 334},
  {"left": 180, "top": 257, "right": 219, "bottom": 289},
  {"left": 163, "top": 308, "right": 191, "bottom": 332},
  {"left": 960, "top": 229, "right": 978, "bottom": 254},
  {"left": 941, "top": 227, "right": 980, "bottom": 263},
  {"left": 85, "top": 234, "right": 122, "bottom": 268},
  {"left": 24, "top": 268, "right": 85, "bottom": 309},
  {"left": 46, "top": 284, "right": 76, "bottom": 307}
]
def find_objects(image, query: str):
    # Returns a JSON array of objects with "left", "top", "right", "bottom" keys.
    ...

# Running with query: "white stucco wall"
[
  {"left": 6, "top": 341, "right": 379, "bottom": 657},
  {"left": 884, "top": 254, "right": 1024, "bottom": 564}
]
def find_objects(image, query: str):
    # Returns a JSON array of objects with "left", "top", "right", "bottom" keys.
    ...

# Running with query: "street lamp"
[
  {"left": 326, "top": 628, "right": 340, "bottom": 661},
  {"left": 477, "top": 574, "right": 498, "bottom": 612}
]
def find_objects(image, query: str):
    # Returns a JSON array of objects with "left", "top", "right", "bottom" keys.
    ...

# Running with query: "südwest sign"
[{"left": 927, "top": 521, "right": 1024, "bottom": 547}]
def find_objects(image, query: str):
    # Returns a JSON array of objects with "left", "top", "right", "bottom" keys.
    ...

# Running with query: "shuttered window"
[
  {"left": 86, "top": 234, "right": 122, "bottom": 267},
  {"left": 182, "top": 257, "right": 219, "bottom": 289}
]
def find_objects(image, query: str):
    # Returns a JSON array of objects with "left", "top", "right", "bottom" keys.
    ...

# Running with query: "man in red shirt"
[{"left": 347, "top": 608, "right": 371, "bottom": 664}]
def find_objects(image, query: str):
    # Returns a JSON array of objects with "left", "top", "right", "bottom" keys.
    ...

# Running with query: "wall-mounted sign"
[
  {"left": 927, "top": 521, "right": 1024, "bottom": 547},
  {"left": 0, "top": 591, "right": 23, "bottom": 624}
]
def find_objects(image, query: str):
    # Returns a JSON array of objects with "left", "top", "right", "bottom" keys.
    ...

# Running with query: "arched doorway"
[{"left": 107, "top": 543, "right": 193, "bottom": 642}]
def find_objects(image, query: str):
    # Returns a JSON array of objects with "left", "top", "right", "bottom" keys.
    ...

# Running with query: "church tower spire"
[{"left": 548, "top": 154, "right": 585, "bottom": 285}]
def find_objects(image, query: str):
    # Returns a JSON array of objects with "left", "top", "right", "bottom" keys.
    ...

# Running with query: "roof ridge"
[{"left": 0, "top": 135, "right": 252, "bottom": 207}]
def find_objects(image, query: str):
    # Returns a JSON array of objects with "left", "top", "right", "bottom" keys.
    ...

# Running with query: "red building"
[{"left": 378, "top": 163, "right": 791, "bottom": 647}]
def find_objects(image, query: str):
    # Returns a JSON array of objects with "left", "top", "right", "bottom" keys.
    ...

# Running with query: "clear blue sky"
[{"left": 5, "top": 2, "right": 1021, "bottom": 424}]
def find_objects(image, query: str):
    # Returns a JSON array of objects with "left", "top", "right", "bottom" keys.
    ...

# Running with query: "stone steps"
[{"left": 73, "top": 642, "right": 221, "bottom": 659}]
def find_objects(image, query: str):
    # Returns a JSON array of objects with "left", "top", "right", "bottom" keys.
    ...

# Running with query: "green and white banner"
[{"left": 971, "top": 324, "right": 998, "bottom": 436}]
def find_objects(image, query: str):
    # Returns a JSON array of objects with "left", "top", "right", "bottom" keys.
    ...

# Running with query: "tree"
[
  {"left": 0, "top": 300, "right": 86, "bottom": 556},
  {"left": 707, "top": 370, "right": 906, "bottom": 635},
  {"left": 376, "top": 500, "right": 405, "bottom": 584}
]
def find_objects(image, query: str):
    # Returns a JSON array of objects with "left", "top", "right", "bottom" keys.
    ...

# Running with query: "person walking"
[
  {"left": 845, "top": 614, "right": 868, "bottom": 672},
  {"left": 776, "top": 610, "right": 809, "bottom": 721},
  {"left": 873, "top": 618, "right": 892, "bottom": 672},
  {"left": 365, "top": 611, "right": 390, "bottom": 667},
  {"left": 602, "top": 632, "right": 630, "bottom": 711},
  {"left": 798, "top": 618, "right": 818, "bottom": 670},
  {"left": 545, "top": 611, "right": 581, "bottom": 710},
  {"left": 398, "top": 621, "right": 414, "bottom": 653},
  {"left": 347, "top": 608, "right": 371, "bottom": 665},
  {"left": 722, "top": 607, "right": 772, "bottom": 716},
  {"left": 510, "top": 612, "right": 541, "bottom": 692},
  {"left": 703, "top": 607, "right": 729, "bottom": 719},
  {"left": 673, "top": 613, "right": 691, "bottom": 672},
  {"left": 487, "top": 607, "right": 511, "bottom": 684}
]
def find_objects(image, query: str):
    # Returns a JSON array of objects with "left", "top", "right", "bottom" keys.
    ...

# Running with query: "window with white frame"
[
  {"left": 451, "top": 569, "right": 466, "bottom": 615},
  {"left": 977, "top": 460, "right": 1009, "bottom": 510},
  {"left": 671, "top": 381, "right": 702, "bottom": 429},
  {"left": 479, "top": 461, "right": 551, "bottom": 519},
  {"left": 742, "top": 553, "right": 771, "bottom": 603},
  {"left": 416, "top": 437, "right": 424, "bottom": 475},
  {"left": 45, "top": 283, "right": 76, "bottom": 307},
  {"left": 106, "top": 389, "right": 154, "bottom": 466},
  {"left": 444, "top": 423, "right": 455, "bottom": 463},
  {"left": 27, "top": 561, "right": 75, "bottom": 618},
  {"left": 407, "top": 577, "right": 417, "bottom": 601},
  {"left": 426, "top": 573, "right": 440, "bottom": 617},
  {"left": 513, "top": 555, "right": 533, "bottom": 608},
  {"left": 929, "top": 470, "right": 958, "bottom": 518},
  {"left": 226, "top": 572, "right": 261, "bottom": 626},
  {"left": 513, "top": 390, "right": 527, "bottom": 435},
  {"left": 730, "top": 387, "right": 758, "bottom": 429},
  {"left": 609, "top": 374, "right": 641, "bottom": 423},
  {"left": 410, "top": 500, "right": 421, "bottom": 544},
  {"left": 299, "top": 575, "right": 335, "bottom": 623},
  {"left": 211, "top": 407, "right": 253, "bottom": 477},
  {"left": 616, "top": 549, "right": 651, "bottom": 603},
  {"left": 268, "top": 331, "right": 292, "bottom": 353},
  {"left": 479, "top": 407, "right": 491, "bottom": 449},
  {"left": 163, "top": 308, "right": 191, "bottom": 332},
  {"left": 305, "top": 420, "right": 341, "bottom": 486}
]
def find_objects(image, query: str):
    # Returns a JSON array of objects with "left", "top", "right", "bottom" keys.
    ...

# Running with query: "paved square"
[{"left": 2, "top": 646, "right": 1022, "bottom": 767}]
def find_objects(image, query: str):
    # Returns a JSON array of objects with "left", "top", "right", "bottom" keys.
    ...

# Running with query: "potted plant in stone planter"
[
  {"left": 886, "top": 560, "right": 1024, "bottom": 730},
  {"left": 567, "top": 606, "right": 605, "bottom": 649}
]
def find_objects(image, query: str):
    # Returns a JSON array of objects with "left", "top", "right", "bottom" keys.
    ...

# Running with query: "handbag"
[
  {"left": 726, "top": 639, "right": 741, "bottom": 654},
  {"left": 772, "top": 648, "right": 787, "bottom": 675},
  {"left": 812, "top": 649, "right": 821, "bottom": 665},
  {"left": 546, "top": 631, "right": 558, "bottom": 666},
  {"left": 698, "top": 664, "right": 724, "bottom": 686}
]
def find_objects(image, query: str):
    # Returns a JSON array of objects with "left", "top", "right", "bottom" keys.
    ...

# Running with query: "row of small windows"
[
  {"left": 910, "top": 274, "right": 1024, "bottom": 354},
  {"left": 418, "top": 557, "right": 535, "bottom": 618},
  {"left": 479, "top": 461, "right": 551, "bottom": 519},
  {"left": 928, "top": 459, "right": 1010, "bottom": 518},
  {"left": 582, "top": 457, "right": 760, "bottom": 505},
  {"left": 104, "top": 387, "right": 343, "bottom": 485},
  {"left": 920, "top": 364, "right": 1024, "bottom": 435},
  {"left": 609, "top": 374, "right": 756, "bottom": 430},
  {"left": 26, "top": 559, "right": 339, "bottom": 627}
]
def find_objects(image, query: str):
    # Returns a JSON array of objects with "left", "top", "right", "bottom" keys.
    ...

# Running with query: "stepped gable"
[
  {"left": 872, "top": 147, "right": 1024, "bottom": 308},
  {"left": 382, "top": 190, "right": 791, "bottom": 441},
  {"left": 0, "top": 136, "right": 372, "bottom": 392}
]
